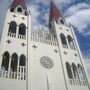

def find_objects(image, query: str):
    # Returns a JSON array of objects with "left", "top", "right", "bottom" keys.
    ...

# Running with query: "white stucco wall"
[{"left": 0, "top": 5, "right": 90, "bottom": 90}]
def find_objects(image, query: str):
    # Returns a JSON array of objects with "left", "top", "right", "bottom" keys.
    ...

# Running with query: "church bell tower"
[
  {"left": 0, "top": 0, "right": 31, "bottom": 90},
  {"left": 49, "top": 1, "right": 90, "bottom": 90}
]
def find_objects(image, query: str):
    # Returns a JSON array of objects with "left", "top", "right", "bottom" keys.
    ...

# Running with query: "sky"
[{"left": 0, "top": 0, "right": 90, "bottom": 77}]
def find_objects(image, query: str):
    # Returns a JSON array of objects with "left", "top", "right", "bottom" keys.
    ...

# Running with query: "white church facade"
[{"left": 0, "top": 0, "right": 90, "bottom": 90}]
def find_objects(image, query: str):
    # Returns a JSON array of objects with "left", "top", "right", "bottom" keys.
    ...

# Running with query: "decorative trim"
[
  {"left": 64, "top": 51, "right": 67, "bottom": 55},
  {"left": 6, "top": 40, "right": 11, "bottom": 44},
  {"left": 74, "top": 53, "right": 78, "bottom": 57},
  {"left": 54, "top": 49, "right": 58, "bottom": 53},
  {"left": 46, "top": 73, "right": 50, "bottom": 90},
  {"left": 60, "top": 27, "right": 62, "bottom": 30},
  {"left": 32, "top": 45, "right": 37, "bottom": 49},
  {"left": 13, "top": 15, "right": 17, "bottom": 18},
  {"left": 21, "top": 43, "right": 26, "bottom": 47},
  {"left": 40, "top": 56, "right": 54, "bottom": 69},
  {"left": 22, "top": 17, "right": 25, "bottom": 20},
  {"left": 66, "top": 29, "right": 69, "bottom": 31}
]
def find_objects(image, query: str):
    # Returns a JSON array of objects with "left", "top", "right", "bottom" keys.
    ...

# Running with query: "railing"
[
  {"left": 63, "top": 45, "right": 68, "bottom": 48},
  {"left": 9, "top": 71, "right": 17, "bottom": 79},
  {"left": 31, "top": 32, "right": 58, "bottom": 46},
  {"left": 69, "top": 79, "right": 74, "bottom": 85},
  {"left": 69, "top": 79, "right": 87, "bottom": 86},
  {"left": 69, "top": 45, "right": 76, "bottom": 50},
  {"left": 0, "top": 70, "right": 8, "bottom": 78},
  {"left": 74, "top": 79, "right": 80, "bottom": 85},
  {"left": 0, "top": 66, "right": 26, "bottom": 80},
  {"left": 80, "top": 80, "right": 88, "bottom": 86},
  {"left": 8, "top": 32, "right": 16, "bottom": 37},
  {"left": 18, "top": 66, "right": 26, "bottom": 80},
  {"left": 18, "top": 34, "right": 26, "bottom": 39}
]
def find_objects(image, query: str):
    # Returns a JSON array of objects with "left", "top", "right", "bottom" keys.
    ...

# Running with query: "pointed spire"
[
  {"left": 11, "top": 0, "right": 27, "bottom": 9},
  {"left": 49, "top": 1, "right": 61, "bottom": 23}
]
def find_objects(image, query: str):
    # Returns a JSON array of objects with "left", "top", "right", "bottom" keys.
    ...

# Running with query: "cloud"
[
  {"left": 32, "top": 0, "right": 72, "bottom": 7},
  {"left": 32, "top": 0, "right": 50, "bottom": 7},
  {"left": 28, "top": 0, "right": 90, "bottom": 32},
  {"left": 28, "top": 1, "right": 50, "bottom": 30},
  {"left": 81, "top": 49, "right": 90, "bottom": 78},
  {"left": 55, "top": 0, "right": 72, "bottom": 6},
  {"left": 29, "top": 4, "right": 40, "bottom": 25},
  {"left": 65, "top": 3, "right": 90, "bottom": 36},
  {"left": 85, "top": 32, "right": 90, "bottom": 36},
  {"left": 28, "top": 0, "right": 75, "bottom": 29},
  {"left": 65, "top": 3, "right": 90, "bottom": 16}
]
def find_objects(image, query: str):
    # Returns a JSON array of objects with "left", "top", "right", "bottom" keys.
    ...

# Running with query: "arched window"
[
  {"left": 1, "top": 52, "right": 10, "bottom": 71},
  {"left": 72, "top": 63, "right": 79, "bottom": 79},
  {"left": 66, "top": 62, "right": 73, "bottom": 79},
  {"left": 60, "top": 19, "right": 64, "bottom": 24},
  {"left": 77, "top": 64, "right": 85, "bottom": 81},
  {"left": 9, "top": 21, "right": 17, "bottom": 34},
  {"left": 18, "top": 23, "right": 26, "bottom": 36},
  {"left": 19, "top": 54, "right": 26, "bottom": 76},
  {"left": 67, "top": 35, "right": 75, "bottom": 50},
  {"left": 17, "top": 7, "right": 22, "bottom": 12},
  {"left": 19, "top": 54, "right": 26, "bottom": 66},
  {"left": 60, "top": 34, "right": 68, "bottom": 48},
  {"left": 11, "top": 53, "right": 18, "bottom": 72},
  {"left": 56, "top": 18, "right": 64, "bottom": 24},
  {"left": 10, "top": 7, "right": 14, "bottom": 12}
]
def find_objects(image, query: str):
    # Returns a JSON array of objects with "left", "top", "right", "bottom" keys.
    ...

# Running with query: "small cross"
[
  {"left": 13, "top": 15, "right": 16, "bottom": 17},
  {"left": 21, "top": 43, "right": 26, "bottom": 47},
  {"left": 64, "top": 51, "right": 67, "bottom": 55},
  {"left": 6, "top": 40, "right": 11, "bottom": 44},
  {"left": 32, "top": 45, "right": 37, "bottom": 49},
  {"left": 66, "top": 29, "right": 69, "bottom": 31},
  {"left": 54, "top": 49, "right": 58, "bottom": 53},
  {"left": 60, "top": 27, "right": 62, "bottom": 30},
  {"left": 74, "top": 53, "right": 78, "bottom": 57}
]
